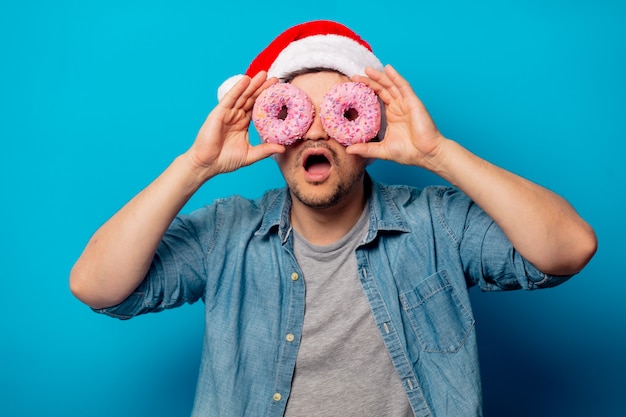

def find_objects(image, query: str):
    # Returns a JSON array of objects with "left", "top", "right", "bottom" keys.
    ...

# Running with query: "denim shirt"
[{"left": 97, "top": 177, "right": 572, "bottom": 417}]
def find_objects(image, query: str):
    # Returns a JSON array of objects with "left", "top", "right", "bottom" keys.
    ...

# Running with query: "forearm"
[
  {"left": 353, "top": 66, "right": 596, "bottom": 274},
  {"left": 70, "top": 153, "right": 213, "bottom": 309},
  {"left": 428, "top": 139, "right": 597, "bottom": 275}
]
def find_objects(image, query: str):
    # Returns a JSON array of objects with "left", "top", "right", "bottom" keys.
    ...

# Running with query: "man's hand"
[
  {"left": 347, "top": 65, "right": 446, "bottom": 170},
  {"left": 186, "top": 71, "right": 285, "bottom": 181}
]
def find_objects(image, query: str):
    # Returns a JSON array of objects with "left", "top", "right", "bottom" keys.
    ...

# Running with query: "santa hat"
[{"left": 217, "top": 20, "right": 384, "bottom": 101}]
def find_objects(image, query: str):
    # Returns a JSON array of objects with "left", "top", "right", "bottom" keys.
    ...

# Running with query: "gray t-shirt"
[{"left": 286, "top": 207, "right": 414, "bottom": 417}]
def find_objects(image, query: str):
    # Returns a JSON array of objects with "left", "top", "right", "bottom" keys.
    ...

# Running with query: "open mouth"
[
  {"left": 304, "top": 154, "right": 331, "bottom": 173},
  {"left": 302, "top": 148, "right": 333, "bottom": 182}
]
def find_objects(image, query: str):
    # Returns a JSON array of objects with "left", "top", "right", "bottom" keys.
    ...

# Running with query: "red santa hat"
[{"left": 217, "top": 20, "right": 384, "bottom": 101}]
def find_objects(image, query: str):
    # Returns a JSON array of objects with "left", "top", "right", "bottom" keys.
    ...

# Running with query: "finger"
[
  {"left": 246, "top": 142, "right": 285, "bottom": 164},
  {"left": 345, "top": 141, "right": 388, "bottom": 161},
  {"left": 234, "top": 71, "right": 269, "bottom": 111},
  {"left": 246, "top": 76, "right": 278, "bottom": 112},
  {"left": 238, "top": 76, "right": 279, "bottom": 116},
  {"left": 365, "top": 66, "right": 402, "bottom": 100},
  {"left": 219, "top": 76, "right": 252, "bottom": 109},
  {"left": 383, "top": 65, "right": 415, "bottom": 99},
  {"left": 352, "top": 74, "right": 395, "bottom": 106}
]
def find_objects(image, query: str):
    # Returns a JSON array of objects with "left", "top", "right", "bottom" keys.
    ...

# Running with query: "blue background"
[{"left": 1, "top": 0, "right": 624, "bottom": 416}]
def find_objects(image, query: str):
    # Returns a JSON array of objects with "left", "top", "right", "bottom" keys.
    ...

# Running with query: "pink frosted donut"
[
  {"left": 252, "top": 83, "right": 314, "bottom": 145},
  {"left": 320, "top": 82, "right": 381, "bottom": 146}
]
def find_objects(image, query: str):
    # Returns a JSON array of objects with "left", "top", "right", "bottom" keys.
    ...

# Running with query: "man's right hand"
[{"left": 185, "top": 71, "right": 285, "bottom": 184}]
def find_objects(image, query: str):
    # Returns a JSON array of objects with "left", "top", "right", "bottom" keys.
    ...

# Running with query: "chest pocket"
[{"left": 399, "top": 270, "right": 474, "bottom": 353}]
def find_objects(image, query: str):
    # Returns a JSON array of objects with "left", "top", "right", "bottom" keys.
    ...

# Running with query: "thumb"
[
  {"left": 246, "top": 143, "right": 286, "bottom": 164},
  {"left": 346, "top": 142, "right": 387, "bottom": 160}
]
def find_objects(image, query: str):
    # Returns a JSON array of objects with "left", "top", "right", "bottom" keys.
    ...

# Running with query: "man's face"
[{"left": 273, "top": 71, "right": 369, "bottom": 209}]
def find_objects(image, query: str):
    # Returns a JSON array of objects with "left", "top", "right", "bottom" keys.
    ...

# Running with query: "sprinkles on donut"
[
  {"left": 320, "top": 82, "right": 381, "bottom": 146},
  {"left": 252, "top": 83, "right": 314, "bottom": 145}
]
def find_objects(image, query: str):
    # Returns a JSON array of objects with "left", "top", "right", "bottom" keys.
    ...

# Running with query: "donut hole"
[
  {"left": 277, "top": 105, "right": 288, "bottom": 120},
  {"left": 343, "top": 107, "right": 359, "bottom": 121}
]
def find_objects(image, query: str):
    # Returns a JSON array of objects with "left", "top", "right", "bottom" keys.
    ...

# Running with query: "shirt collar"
[
  {"left": 364, "top": 175, "right": 411, "bottom": 243},
  {"left": 254, "top": 187, "right": 292, "bottom": 243},
  {"left": 255, "top": 173, "right": 411, "bottom": 243}
]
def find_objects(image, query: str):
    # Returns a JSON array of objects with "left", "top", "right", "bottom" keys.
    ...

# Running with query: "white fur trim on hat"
[
  {"left": 217, "top": 33, "right": 384, "bottom": 101},
  {"left": 267, "top": 34, "right": 383, "bottom": 80}
]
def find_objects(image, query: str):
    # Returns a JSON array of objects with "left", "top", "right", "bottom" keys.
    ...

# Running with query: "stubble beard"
[{"left": 288, "top": 144, "right": 367, "bottom": 209}]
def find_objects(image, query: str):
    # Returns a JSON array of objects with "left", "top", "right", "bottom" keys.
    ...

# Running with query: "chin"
[{"left": 292, "top": 175, "right": 362, "bottom": 210}]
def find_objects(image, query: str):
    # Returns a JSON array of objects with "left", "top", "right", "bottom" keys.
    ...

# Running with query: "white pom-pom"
[{"left": 217, "top": 75, "right": 245, "bottom": 101}]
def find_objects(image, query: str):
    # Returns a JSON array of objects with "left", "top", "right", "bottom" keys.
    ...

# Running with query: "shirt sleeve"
[
  {"left": 94, "top": 206, "right": 214, "bottom": 319},
  {"left": 435, "top": 187, "right": 574, "bottom": 292},
  {"left": 473, "top": 220, "right": 573, "bottom": 291}
]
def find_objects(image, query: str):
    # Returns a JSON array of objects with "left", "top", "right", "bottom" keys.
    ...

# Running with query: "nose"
[{"left": 303, "top": 106, "right": 329, "bottom": 141}]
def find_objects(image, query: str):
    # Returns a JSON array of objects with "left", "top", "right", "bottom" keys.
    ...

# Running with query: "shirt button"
[
  {"left": 285, "top": 333, "right": 295, "bottom": 342},
  {"left": 291, "top": 272, "right": 299, "bottom": 281},
  {"left": 273, "top": 393, "right": 282, "bottom": 402}
]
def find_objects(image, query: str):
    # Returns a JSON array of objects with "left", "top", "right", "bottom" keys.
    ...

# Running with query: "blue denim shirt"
[{"left": 98, "top": 177, "right": 572, "bottom": 417}]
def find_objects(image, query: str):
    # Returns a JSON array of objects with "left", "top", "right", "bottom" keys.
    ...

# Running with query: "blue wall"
[{"left": 1, "top": 1, "right": 624, "bottom": 415}]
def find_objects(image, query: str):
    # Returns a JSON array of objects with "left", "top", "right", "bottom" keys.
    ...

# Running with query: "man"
[{"left": 70, "top": 20, "right": 597, "bottom": 416}]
